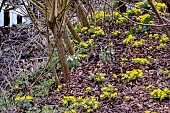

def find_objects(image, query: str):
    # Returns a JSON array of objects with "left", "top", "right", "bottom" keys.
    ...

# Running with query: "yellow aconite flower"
[
  {"left": 136, "top": 2, "right": 143, "bottom": 7},
  {"left": 70, "top": 96, "right": 76, "bottom": 102},
  {"left": 93, "top": 102, "right": 98, "bottom": 109},
  {"left": 64, "top": 111, "right": 70, "bottom": 113},
  {"left": 125, "top": 96, "right": 129, "bottom": 100},
  {"left": 153, "top": 33, "right": 158, "bottom": 37},
  {"left": 25, "top": 95, "right": 33, "bottom": 100},
  {"left": 20, "top": 96, "right": 25, "bottom": 100},
  {"left": 147, "top": 56, "right": 152, "bottom": 59},
  {"left": 15, "top": 85, "right": 19, "bottom": 89},
  {"left": 81, "top": 27, "right": 88, "bottom": 31},
  {"left": 147, "top": 85, "right": 152, "bottom": 89},
  {"left": 144, "top": 111, "right": 151, "bottom": 113},
  {"left": 109, "top": 42, "right": 113, "bottom": 46},
  {"left": 123, "top": 34, "right": 136, "bottom": 44},
  {"left": 87, "top": 109, "right": 91, "bottom": 113},
  {"left": 113, "top": 74, "right": 117, "bottom": 79},
  {"left": 61, "top": 99, "right": 68, "bottom": 105},
  {"left": 86, "top": 87, "right": 91, "bottom": 93},
  {"left": 71, "top": 109, "right": 77, "bottom": 113},
  {"left": 121, "top": 58, "right": 128, "bottom": 62},
  {"left": 111, "top": 92, "right": 117, "bottom": 99},
  {"left": 79, "top": 42, "right": 88, "bottom": 48},
  {"left": 111, "top": 30, "right": 120, "bottom": 36},
  {"left": 137, "top": 14, "right": 151, "bottom": 23},
  {"left": 100, "top": 94, "right": 105, "bottom": 100},
  {"left": 58, "top": 85, "right": 62, "bottom": 89},
  {"left": 15, "top": 97, "right": 20, "bottom": 101},
  {"left": 77, "top": 54, "right": 88, "bottom": 58},
  {"left": 132, "top": 58, "right": 150, "bottom": 64}
]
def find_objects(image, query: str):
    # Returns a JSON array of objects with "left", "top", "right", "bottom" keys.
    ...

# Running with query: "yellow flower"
[
  {"left": 86, "top": 87, "right": 91, "bottom": 93},
  {"left": 121, "top": 58, "right": 128, "bottom": 62},
  {"left": 81, "top": 27, "right": 88, "bottom": 31},
  {"left": 103, "top": 92, "right": 109, "bottom": 97},
  {"left": 132, "top": 58, "right": 149, "bottom": 64},
  {"left": 77, "top": 96, "right": 82, "bottom": 101},
  {"left": 144, "top": 111, "right": 151, "bottom": 113},
  {"left": 160, "top": 34, "right": 168, "bottom": 43},
  {"left": 71, "top": 109, "right": 77, "bottom": 113},
  {"left": 100, "top": 94, "right": 105, "bottom": 100},
  {"left": 111, "top": 30, "right": 120, "bottom": 36},
  {"left": 137, "top": 14, "right": 151, "bottom": 23},
  {"left": 58, "top": 85, "right": 62, "bottom": 89},
  {"left": 149, "top": 34, "right": 152, "bottom": 38},
  {"left": 111, "top": 92, "right": 117, "bottom": 99},
  {"left": 123, "top": 34, "right": 136, "bottom": 44},
  {"left": 25, "top": 95, "right": 33, "bottom": 100},
  {"left": 114, "top": 88, "right": 118, "bottom": 91},
  {"left": 147, "top": 85, "right": 152, "bottom": 89},
  {"left": 77, "top": 54, "right": 88, "bottom": 58},
  {"left": 147, "top": 56, "right": 152, "bottom": 59},
  {"left": 149, "top": 46, "right": 153, "bottom": 50},
  {"left": 136, "top": 2, "right": 143, "bottom": 7},
  {"left": 69, "top": 96, "right": 76, "bottom": 102},
  {"left": 102, "top": 87, "right": 108, "bottom": 92},
  {"left": 19, "top": 96, "right": 25, "bottom": 100},
  {"left": 78, "top": 33, "right": 81, "bottom": 36},
  {"left": 90, "top": 26, "right": 94, "bottom": 28},
  {"left": 15, "top": 85, "right": 19, "bottom": 89},
  {"left": 164, "top": 88, "right": 169, "bottom": 92},
  {"left": 125, "top": 96, "right": 129, "bottom": 100},
  {"left": 109, "top": 42, "right": 113, "bottom": 46},
  {"left": 93, "top": 102, "right": 98, "bottom": 109},
  {"left": 61, "top": 99, "right": 68, "bottom": 105},
  {"left": 15, "top": 96, "right": 20, "bottom": 101},
  {"left": 144, "top": 31, "right": 148, "bottom": 34},
  {"left": 87, "top": 109, "right": 91, "bottom": 113},
  {"left": 57, "top": 85, "right": 62, "bottom": 92},
  {"left": 113, "top": 74, "right": 117, "bottom": 79},
  {"left": 153, "top": 33, "right": 158, "bottom": 37}
]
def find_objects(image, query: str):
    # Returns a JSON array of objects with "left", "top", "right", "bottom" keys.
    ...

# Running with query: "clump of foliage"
[
  {"left": 111, "top": 30, "right": 120, "bottom": 37},
  {"left": 121, "top": 69, "right": 143, "bottom": 82},
  {"left": 121, "top": 58, "right": 128, "bottom": 62},
  {"left": 132, "top": 58, "right": 150, "bottom": 64},
  {"left": 159, "top": 69, "right": 170, "bottom": 77},
  {"left": 123, "top": 34, "right": 136, "bottom": 44},
  {"left": 100, "top": 84, "right": 118, "bottom": 100},
  {"left": 74, "top": 23, "right": 105, "bottom": 37},
  {"left": 61, "top": 96, "right": 98, "bottom": 113},
  {"left": 157, "top": 34, "right": 169, "bottom": 50},
  {"left": 150, "top": 88, "right": 170, "bottom": 101},
  {"left": 126, "top": 7, "right": 143, "bottom": 17},
  {"left": 144, "top": 110, "right": 159, "bottom": 113},
  {"left": 88, "top": 73, "right": 106, "bottom": 82},
  {"left": 136, "top": 0, "right": 167, "bottom": 15}
]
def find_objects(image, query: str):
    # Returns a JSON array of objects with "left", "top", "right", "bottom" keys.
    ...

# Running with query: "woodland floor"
[{"left": 1, "top": 4, "right": 170, "bottom": 113}]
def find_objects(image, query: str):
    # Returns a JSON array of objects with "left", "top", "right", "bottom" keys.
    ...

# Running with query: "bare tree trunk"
[
  {"left": 74, "top": 0, "right": 90, "bottom": 28},
  {"left": 51, "top": 24, "right": 70, "bottom": 82},
  {"left": 63, "top": 29, "right": 75, "bottom": 55},
  {"left": 67, "top": 18, "right": 81, "bottom": 42}
]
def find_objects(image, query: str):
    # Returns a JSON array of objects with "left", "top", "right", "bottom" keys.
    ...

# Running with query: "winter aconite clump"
[
  {"left": 74, "top": 23, "right": 105, "bottom": 37},
  {"left": 150, "top": 88, "right": 170, "bottom": 101},
  {"left": 132, "top": 58, "right": 150, "bottom": 64},
  {"left": 88, "top": 73, "right": 106, "bottom": 82},
  {"left": 61, "top": 96, "right": 98, "bottom": 113},
  {"left": 100, "top": 84, "right": 118, "bottom": 100},
  {"left": 123, "top": 34, "right": 136, "bottom": 44},
  {"left": 121, "top": 69, "right": 143, "bottom": 82}
]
